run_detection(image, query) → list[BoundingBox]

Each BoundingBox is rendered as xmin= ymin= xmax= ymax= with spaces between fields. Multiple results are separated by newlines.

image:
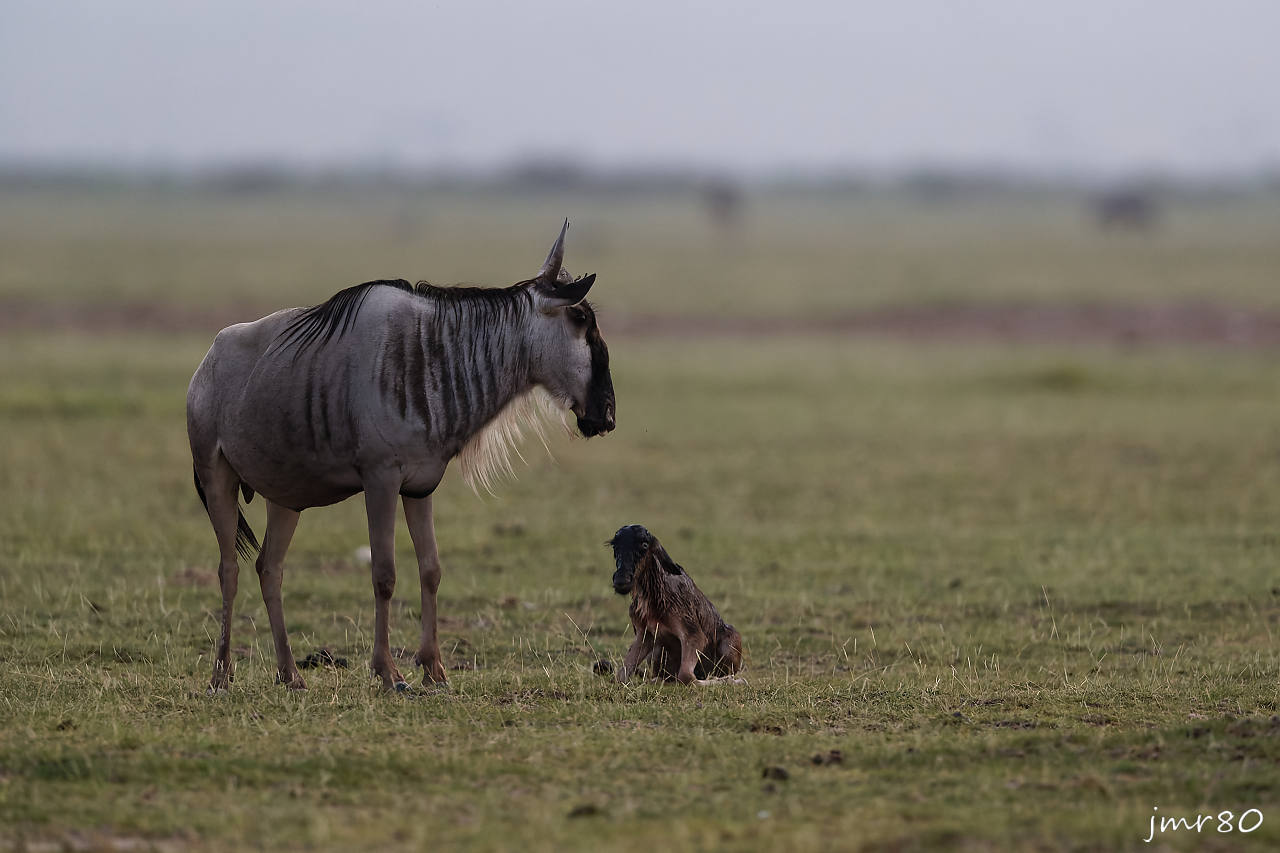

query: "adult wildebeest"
xmin=188 ymin=221 xmax=615 ymax=692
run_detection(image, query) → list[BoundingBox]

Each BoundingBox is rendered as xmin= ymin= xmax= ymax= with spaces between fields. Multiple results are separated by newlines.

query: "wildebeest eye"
xmin=640 ymin=542 xmax=649 ymax=552
xmin=567 ymin=306 xmax=587 ymax=325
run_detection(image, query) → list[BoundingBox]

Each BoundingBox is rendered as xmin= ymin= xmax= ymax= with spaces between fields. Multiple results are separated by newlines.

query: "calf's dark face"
xmin=608 ymin=524 xmax=652 ymax=595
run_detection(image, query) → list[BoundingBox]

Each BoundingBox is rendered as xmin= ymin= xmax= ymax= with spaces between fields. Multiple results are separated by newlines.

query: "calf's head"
xmin=608 ymin=524 xmax=683 ymax=595
xmin=525 ymin=220 xmax=615 ymax=438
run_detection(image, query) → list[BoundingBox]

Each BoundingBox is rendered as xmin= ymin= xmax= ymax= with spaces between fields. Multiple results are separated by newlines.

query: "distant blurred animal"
xmin=1093 ymin=189 xmax=1159 ymax=231
xmin=608 ymin=524 xmax=742 ymax=684
xmin=701 ymin=178 xmax=744 ymax=230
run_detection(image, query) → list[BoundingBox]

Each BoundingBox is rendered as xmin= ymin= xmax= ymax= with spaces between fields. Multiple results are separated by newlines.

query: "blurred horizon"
xmin=4 ymin=155 xmax=1280 ymax=194
xmin=3 ymin=2 xmax=1279 ymax=183
xmin=4 ymin=1 xmax=1280 ymax=341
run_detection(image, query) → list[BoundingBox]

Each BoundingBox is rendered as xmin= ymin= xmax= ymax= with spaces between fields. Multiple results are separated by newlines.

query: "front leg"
xmin=364 ymin=479 xmax=406 ymax=690
xmin=402 ymin=495 xmax=447 ymax=685
xmin=616 ymin=628 xmax=656 ymax=684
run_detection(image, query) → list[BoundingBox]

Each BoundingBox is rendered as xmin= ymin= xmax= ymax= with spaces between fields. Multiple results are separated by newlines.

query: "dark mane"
xmin=275 ymin=279 xmax=533 ymax=356
xmin=411 ymin=281 xmax=534 ymax=332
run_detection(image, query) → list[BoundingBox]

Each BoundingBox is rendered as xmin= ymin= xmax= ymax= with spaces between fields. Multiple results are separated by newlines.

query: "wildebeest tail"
xmin=193 ymin=465 xmax=262 ymax=560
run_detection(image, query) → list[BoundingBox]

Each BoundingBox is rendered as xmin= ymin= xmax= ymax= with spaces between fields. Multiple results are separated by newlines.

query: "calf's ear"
xmin=654 ymin=543 xmax=684 ymax=575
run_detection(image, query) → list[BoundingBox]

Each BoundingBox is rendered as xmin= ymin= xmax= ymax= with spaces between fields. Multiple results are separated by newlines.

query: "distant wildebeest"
xmin=1094 ymin=189 xmax=1160 ymax=231
xmin=609 ymin=524 xmax=742 ymax=684
xmin=702 ymin=178 xmax=744 ymax=230
xmin=188 ymin=221 xmax=615 ymax=692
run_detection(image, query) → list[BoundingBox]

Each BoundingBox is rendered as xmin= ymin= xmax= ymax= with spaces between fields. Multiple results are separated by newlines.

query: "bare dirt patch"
xmin=4 ymin=296 xmax=1280 ymax=346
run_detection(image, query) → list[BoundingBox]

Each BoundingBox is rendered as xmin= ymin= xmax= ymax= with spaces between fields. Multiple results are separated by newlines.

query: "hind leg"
xmin=198 ymin=453 xmax=245 ymax=692
xmin=364 ymin=478 xmax=407 ymax=690
xmin=256 ymin=500 xmax=305 ymax=689
xmin=651 ymin=635 xmax=683 ymax=682
xmin=676 ymin=631 xmax=706 ymax=685
xmin=713 ymin=627 xmax=743 ymax=676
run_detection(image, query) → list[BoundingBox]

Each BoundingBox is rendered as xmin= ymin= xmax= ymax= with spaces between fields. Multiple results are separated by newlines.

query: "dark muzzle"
xmin=609 ymin=523 xmax=650 ymax=594
xmin=578 ymin=401 xmax=615 ymax=438
xmin=579 ymin=331 xmax=615 ymax=438
xmin=611 ymin=562 xmax=634 ymax=595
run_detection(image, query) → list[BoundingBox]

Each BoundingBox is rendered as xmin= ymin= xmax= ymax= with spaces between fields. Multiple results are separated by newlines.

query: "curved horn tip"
xmin=538 ymin=218 xmax=570 ymax=280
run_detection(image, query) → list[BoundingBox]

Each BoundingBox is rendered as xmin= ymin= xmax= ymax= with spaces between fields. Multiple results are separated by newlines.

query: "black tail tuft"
xmin=193 ymin=465 xmax=261 ymax=560
xmin=192 ymin=464 xmax=208 ymax=510
xmin=235 ymin=511 xmax=261 ymax=560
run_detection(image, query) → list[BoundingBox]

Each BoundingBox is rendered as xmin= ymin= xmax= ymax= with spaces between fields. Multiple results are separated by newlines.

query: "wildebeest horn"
xmin=537 ymin=218 xmax=569 ymax=282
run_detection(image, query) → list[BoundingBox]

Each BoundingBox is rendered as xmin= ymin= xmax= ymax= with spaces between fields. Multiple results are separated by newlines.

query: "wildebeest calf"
xmin=609 ymin=524 xmax=742 ymax=684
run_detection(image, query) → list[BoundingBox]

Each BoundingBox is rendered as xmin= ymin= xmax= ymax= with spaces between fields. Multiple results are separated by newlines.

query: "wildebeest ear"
xmin=653 ymin=543 xmax=684 ymax=575
xmin=534 ymin=273 xmax=596 ymax=310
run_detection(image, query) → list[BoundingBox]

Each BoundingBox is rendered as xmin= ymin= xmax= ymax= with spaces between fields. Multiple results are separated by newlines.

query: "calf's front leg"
xmin=617 ymin=628 xmax=656 ymax=684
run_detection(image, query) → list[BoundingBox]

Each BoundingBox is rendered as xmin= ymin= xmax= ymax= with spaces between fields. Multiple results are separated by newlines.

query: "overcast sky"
xmin=2 ymin=1 xmax=1277 ymax=175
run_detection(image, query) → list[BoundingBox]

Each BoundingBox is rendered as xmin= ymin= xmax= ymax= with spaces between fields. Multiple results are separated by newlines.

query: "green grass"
xmin=2 ymin=333 xmax=1278 ymax=851
xmin=4 ymin=187 xmax=1280 ymax=317
xmin=1 ymin=191 xmax=1278 ymax=851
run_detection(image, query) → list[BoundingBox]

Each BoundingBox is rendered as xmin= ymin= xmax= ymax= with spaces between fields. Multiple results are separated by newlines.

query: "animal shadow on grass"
xmin=296 ymin=648 xmax=349 ymax=670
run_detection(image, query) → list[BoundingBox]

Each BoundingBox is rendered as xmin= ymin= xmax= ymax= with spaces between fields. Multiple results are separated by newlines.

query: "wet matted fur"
xmin=609 ymin=524 xmax=743 ymax=684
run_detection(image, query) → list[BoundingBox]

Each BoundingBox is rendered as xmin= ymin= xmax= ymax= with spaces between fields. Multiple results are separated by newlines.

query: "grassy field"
xmin=5 ymin=187 xmax=1280 ymax=319
xmin=1 ymin=189 xmax=1278 ymax=851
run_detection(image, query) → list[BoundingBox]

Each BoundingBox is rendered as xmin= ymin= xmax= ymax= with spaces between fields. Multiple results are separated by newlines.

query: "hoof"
xmin=276 ymin=669 xmax=308 ymax=690
xmin=414 ymin=656 xmax=448 ymax=685
xmin=389 ymin=682 xmax=447 ymax=698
